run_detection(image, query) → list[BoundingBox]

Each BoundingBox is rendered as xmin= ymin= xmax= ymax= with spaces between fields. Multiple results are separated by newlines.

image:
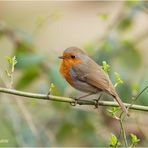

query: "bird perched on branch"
xmin=59 ymin=47 xmax=129 ymax=116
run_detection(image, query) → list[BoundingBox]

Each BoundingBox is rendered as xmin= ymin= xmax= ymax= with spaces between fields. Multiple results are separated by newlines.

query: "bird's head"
xmin=59 ymin=47 xmax=87 ymax=65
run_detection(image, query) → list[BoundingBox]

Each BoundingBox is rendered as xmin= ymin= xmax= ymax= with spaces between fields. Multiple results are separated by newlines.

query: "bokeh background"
xmin=0 ymin=1 xmax=148 ymax=147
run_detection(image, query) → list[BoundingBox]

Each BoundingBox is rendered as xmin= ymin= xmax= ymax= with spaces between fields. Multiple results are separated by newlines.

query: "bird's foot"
xmin=93 ymin=99 xmax=100 ymax=109
xmin=70 ymin=97 xmax=78 ymax=106
xmin=93 ymin=94 xmax=102 ymax=109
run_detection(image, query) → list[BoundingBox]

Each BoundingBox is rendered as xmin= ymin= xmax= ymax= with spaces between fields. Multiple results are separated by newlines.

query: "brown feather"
xmin=59 ymin=47 xmax=128 ymax=115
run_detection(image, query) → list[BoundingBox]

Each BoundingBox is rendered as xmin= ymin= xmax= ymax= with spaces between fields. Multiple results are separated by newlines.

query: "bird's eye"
xmin=71 ymin=55 xmax=75 ymax=59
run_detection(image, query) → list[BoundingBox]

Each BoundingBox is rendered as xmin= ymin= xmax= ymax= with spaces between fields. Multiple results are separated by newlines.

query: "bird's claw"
xmin=93 ymin=94 xmax=102 ymax=109
xmin=70 ymin=98 xmax=78 ymax=106
xmin=93 ymin=99 xmax=100 ymax=109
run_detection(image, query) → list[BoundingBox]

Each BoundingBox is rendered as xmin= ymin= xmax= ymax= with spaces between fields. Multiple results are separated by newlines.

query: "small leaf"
xmin=6 ymin=56 xmax=17 ymax=67
xmin=49 ymin=83 xmax=55 ymax=94
xmin=12 ymin=56 xmax=17 ymax=66
xmin=12 ymin=56 xmax=17 ymax=72
xmin=102 ymin=61 xmax=110 ymax=74
xmin=109 ymin=133 xmax=121 ymax=147
xmin=108 ymin=107 xmax=120 ymax=119
xmin=130 ymin=133 xmax=140 ymax=144
xmin=6 ymin=56 xmax=13 ymax=65
xmin=5 ymin=56 xmax=17 ymax=80
xmin=114 ymin=72 xmax=123 ymax=87
xmin=108 ymin=107 xmax=120 ymax=114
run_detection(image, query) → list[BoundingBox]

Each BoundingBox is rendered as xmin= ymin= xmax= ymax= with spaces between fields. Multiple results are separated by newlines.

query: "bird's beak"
xmin=59 ymin=56 xmax=70 ymax=59
xmin=58 ymin=56 xmax=65 ymax=59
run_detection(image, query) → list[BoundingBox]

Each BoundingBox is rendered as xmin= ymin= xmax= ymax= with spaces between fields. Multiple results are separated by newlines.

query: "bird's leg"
xmin=94 ymin=93 xmax=103 ymax=109
xmin=70 ymin=93 xmax=94 ymax=106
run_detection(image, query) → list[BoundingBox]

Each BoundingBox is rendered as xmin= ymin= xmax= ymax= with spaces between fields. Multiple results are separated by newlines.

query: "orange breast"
xmin=60 ymin=60 xmax=74 ymax=85
xmin=59 ymin=58 xmax=82 ymax=86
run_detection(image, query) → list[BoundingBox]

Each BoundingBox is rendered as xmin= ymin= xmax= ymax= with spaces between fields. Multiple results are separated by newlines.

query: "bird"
xmin=59 ymin=47 xmax=129 ymax=116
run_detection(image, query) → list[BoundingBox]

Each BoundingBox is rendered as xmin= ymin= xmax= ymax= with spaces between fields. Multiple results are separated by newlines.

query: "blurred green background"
xmin=0 ymin=1 xmax=148 ymax=147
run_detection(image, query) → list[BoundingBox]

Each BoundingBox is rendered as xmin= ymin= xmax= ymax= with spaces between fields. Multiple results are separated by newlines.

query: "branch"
xmin=0 ymin=87 xmax=148 ymax=112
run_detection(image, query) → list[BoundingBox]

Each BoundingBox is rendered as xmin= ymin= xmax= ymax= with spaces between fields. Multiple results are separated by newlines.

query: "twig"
xmin=0 ymin=87 xmax=148 ymax=112
xmin=118 ymin=112 xmax=128 ymax=148
xmin=119 ymin=118 xmax=128 ymax=148
xmin=128 ymin=86 xmax=148 ymax=111
xmin=114 ymin=86 xmax=148 ymax=147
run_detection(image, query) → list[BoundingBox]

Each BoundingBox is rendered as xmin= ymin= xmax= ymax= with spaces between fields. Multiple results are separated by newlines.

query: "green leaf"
xmin=130 ymin=133 xmax=140 ymax=145
xmin=6 ymin=56 xmax=12 ymax=65
xmin=108 ymin=107 xmax=120 ymax=118
xmin=12 ymin=56 xmax=17 ymax=65
xmin=102 ymin=61 xmax=110 ymax=74
xmin=6 ymin=56 xmax=17 ymax=66
xmin=109 ymin=134 xmax=121 ymax=147
xmin=5 ymin=56 xmax=17 ymax=79
xmin=49 ymin=83 xmax=55 ymax=94
xmin=108 ymin=107 xmax=120 ymax=115
xmin=114 ymin=72 xmax=123 ymax=87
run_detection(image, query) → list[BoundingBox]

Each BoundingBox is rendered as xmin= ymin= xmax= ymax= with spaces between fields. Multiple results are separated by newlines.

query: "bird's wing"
xmin=72 ymin=63 xmax=112 ymax=93
xmin=72 ymin=63 xmax=129 ymax=116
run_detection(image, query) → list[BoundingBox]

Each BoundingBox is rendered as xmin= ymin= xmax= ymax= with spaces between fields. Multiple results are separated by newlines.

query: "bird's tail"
xmin=114 ymin=95 xmax=129 ymax=116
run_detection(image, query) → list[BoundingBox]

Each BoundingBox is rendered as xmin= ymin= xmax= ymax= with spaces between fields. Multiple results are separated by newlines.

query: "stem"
xmin=119 ymin=117 xmax=128 ymax=148
xmin=0 ymin=87 xmax=148 ymax=112
xmin=115 ymin=87 xmax=148 ymax=147
xmin=127 ymin=86 xmax=148 ymax=111
xmin=129 ymin=143 xmax=134 ymax=148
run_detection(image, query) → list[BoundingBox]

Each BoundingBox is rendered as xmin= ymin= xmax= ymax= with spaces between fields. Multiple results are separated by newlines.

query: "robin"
xmin=59 ymin=47 xmax=129 ymax=116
